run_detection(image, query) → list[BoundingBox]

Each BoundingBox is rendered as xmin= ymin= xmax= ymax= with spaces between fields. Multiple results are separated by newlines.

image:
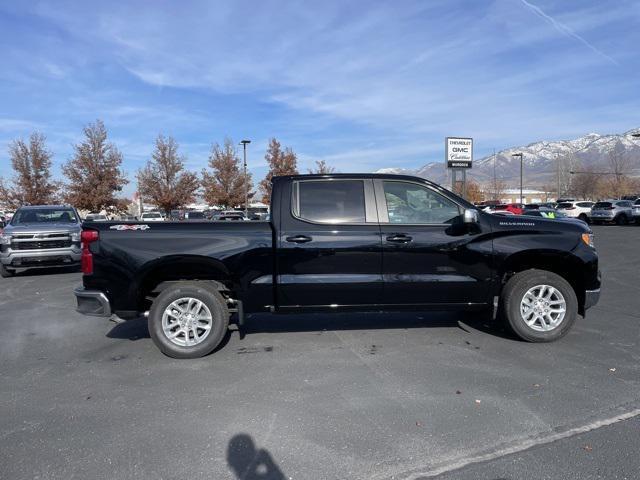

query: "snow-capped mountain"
xmin=376 ymin=129 xmax=640 ymax=188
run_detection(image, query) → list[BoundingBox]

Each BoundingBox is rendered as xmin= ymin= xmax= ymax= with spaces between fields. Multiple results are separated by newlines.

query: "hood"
xmin=487 ymin=212 xmax=590 ymax=234
xmin=4 ymin=223 xmax=81 ymax=234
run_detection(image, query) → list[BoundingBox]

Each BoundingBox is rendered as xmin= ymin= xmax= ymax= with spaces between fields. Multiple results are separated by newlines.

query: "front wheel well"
xmin=500 ymin=253 xmax=586 ymax=315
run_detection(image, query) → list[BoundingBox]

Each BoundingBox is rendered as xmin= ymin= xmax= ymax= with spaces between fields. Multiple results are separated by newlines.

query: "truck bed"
xmin=81 ymin=221 xmax=274 ymax=316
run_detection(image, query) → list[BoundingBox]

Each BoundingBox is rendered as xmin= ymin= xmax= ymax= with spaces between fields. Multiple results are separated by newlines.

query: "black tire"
xmin=148 ymin=282 xmax=229 ymax=358
xmin=615 ymin=214 xmax=627 ymax=225
xmin=578 ymin=213 xmax=589 ymax=224
xmin=0 ymin=263 xmax=15 ymax=278
xmin=500 ymin=269 xmax=577 ymax=342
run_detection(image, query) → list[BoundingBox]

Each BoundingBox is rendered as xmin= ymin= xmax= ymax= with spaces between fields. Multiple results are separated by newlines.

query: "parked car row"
xmin=476 ymin=198 xmax=640 ymax=225
xmin=82 ymin=209 xmax=269 ymax=222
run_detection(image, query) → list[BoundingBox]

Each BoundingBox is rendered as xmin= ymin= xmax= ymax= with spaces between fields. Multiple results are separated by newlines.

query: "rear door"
xmin=375 ymin=179 xmax=493 ymax=306
xmin=276 ymin=178 xmax=382 ymax=309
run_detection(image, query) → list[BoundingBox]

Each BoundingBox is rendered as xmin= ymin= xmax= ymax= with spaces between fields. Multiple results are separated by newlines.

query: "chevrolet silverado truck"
xmin=74 ymin=174 xmax=600 ymax=358
xmin=1 ymin=205 xmax=82 ymax=277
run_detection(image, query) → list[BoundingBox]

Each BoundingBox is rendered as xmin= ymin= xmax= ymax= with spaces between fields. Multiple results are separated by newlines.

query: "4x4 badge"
xmin=109 ymin=224 xmax=150 ymax=231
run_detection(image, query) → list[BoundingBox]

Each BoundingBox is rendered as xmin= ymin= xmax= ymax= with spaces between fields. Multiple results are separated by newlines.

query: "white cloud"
xmin=4 ymin=0 xmax=639 ymax=176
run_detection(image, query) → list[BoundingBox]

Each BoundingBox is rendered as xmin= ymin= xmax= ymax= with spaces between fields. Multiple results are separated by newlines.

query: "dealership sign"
xmin=446 ymin=137 xmax=473 ymax=169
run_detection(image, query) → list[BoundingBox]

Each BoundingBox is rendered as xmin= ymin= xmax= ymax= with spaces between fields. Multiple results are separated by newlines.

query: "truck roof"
xmin=273 ymin=172 xmax=441 ymax=187
xmin=272 ymin=173 xmax=466 ymax=204
xmin=16 ymin=204 xmax=75 ymax=209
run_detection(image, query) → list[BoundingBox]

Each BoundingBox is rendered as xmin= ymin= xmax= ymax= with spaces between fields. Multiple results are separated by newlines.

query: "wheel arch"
xmin=132 ymin=255 xmax=234 ymax=311
xmin=498 ymin=250 xmax=587 ymax=315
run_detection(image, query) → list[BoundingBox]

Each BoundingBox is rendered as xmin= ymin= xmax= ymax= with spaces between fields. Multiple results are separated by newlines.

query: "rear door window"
xmin=294 ymin=180 xmax=366 ymax=224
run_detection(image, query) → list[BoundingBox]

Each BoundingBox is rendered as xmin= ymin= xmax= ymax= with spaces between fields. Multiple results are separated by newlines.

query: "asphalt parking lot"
xmin=1 ymin=225 xmax=639 ymax=480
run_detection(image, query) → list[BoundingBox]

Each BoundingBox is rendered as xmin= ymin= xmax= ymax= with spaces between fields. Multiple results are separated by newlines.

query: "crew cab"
xmin=74 ymin=174 xmax=600 ymax=358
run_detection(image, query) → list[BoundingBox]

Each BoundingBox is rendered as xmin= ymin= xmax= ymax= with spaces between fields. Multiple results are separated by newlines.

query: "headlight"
xmin=581 ymin=233 xmax=594 ymax=248
xmin=70 ymin=231 xmax=81 ymax=242
xmin=0 ymin=232 xmax=10 ymax=245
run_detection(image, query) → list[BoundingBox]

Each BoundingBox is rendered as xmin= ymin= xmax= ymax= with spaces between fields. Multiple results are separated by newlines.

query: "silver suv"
xmin=590 ymin=200 xmax=634 ymax=225
xmin=0 ymin=205 xmax=82 ymax=277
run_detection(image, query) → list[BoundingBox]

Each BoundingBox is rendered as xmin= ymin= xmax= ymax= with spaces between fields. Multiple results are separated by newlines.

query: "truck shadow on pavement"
xmin=106 ymin=310 xmax=516 ymax=344
xmin=227 ymin=434 xmax=286 ymax=480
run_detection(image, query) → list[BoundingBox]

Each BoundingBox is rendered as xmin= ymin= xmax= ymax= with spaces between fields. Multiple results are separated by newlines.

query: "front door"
xmin=276 ymin=178 xmax=383 ymax=309
xmin=375 ymin=179 xmax=493 ymax=306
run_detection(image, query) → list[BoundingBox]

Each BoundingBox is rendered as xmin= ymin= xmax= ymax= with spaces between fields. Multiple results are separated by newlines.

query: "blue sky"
xmin=1 ymin=0 xmax=639 ymax=196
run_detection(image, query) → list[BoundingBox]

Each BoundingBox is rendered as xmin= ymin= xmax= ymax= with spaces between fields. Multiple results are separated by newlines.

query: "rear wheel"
xmin=500 ymin=270 xmax=577 ymax=342
xmin=578 ymin=213 xmax=589 ymax=223
xmin=148 ymin=282 xmax=229 ymax=358
xmin=615 ymin=214 xmax=628 ymax=225
xmin=0 ymin=263 xmax=15 ymax=278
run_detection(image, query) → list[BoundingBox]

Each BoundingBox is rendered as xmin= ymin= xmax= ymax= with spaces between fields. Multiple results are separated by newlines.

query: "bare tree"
xmin=0 ymin=177 xmax=11 ymax=208
xmin=201 ymin=138 xmax=253 ymax=208
xmin=489 ymin=178 xmax=506 ymax=202
xmin=63 ymin=120 xmax=128 ymax=212
xmin=605 ymin=141 xmax=633 ymax=198
xmin=307 ymin=160 xmax=335 ymax=174
xmin=568 ymin=166 xmax=601 ymax=200
xmin=464 ymin=179 xmax=484 ymax=203
xmin=3 ymin=132 xmax=59 ymax=207
xmin=259 ymin=138 xmax=298 ymax=203
xmin=137 ymin=135 xmax=199 ymax=213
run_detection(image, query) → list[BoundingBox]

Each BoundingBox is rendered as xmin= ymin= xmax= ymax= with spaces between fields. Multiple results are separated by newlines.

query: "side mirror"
xmin=463 ymin=208 xmax=479 ymax=224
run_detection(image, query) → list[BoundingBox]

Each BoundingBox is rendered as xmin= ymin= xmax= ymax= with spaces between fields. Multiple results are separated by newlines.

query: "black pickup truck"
xmin=74 ymin=174 xmax=600 ymax=358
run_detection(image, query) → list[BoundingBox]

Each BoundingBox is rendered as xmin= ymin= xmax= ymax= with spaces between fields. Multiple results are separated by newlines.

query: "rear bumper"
xmin=74 ymin=286 xmax=112 ymax=317
xmin=584 ymin=288 xmax=600 ymax=310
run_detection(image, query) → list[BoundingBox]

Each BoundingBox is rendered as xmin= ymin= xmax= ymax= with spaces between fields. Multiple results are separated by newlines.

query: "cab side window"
xmin=294 ymin=180 xmax=366 ymax=224
xmin=382 ymin=181 xmax=460 ymax=224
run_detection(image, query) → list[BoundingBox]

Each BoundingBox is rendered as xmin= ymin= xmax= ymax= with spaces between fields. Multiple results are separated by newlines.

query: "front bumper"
xmin=1 ymin=248 xmax=81 ymax=268
xmin=584 ymin=288 xmax=600 ymax=310
xmin=590 ymin=213 xmax=614 ymax=221
xmin=74 ymin=287 xmax=112 ymax=317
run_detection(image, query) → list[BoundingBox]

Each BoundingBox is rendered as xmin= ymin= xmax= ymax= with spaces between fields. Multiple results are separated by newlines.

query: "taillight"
xmin=81 ymin=229 xmax=99 ymax=274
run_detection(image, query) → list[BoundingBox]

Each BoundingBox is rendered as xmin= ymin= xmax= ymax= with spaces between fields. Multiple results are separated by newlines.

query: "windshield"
xmin=11 ymin=208 xmax=78 ymax=225
xmin=143 ymin=213 xmax=161 ymax=218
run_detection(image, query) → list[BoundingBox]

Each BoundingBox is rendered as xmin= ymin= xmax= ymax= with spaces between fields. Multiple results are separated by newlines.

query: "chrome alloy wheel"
xmin=520 ymin=285 xmax=567 ymax=332
xmin=162 ymin=297 xmax=213 ymax=347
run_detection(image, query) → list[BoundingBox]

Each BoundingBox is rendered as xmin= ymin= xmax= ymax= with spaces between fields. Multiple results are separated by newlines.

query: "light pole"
xmin=512 ymin=152 xmax=524 ymax=203
xmin=239 ymin=139 xmax=251 ymax=217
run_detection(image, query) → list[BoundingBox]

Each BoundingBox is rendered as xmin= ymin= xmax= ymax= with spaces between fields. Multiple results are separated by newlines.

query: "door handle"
xmin=286 ymin=235 xmax=313 ymax=244
xmin=386 ymin=234 xmax=412 ymax=243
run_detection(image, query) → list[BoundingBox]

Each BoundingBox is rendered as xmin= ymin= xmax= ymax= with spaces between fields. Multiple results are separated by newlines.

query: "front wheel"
xmin=615 ymin=215 xmax=628 ymax=225
xmin=578 ymin=213 xmax=589 ymax=224
xmin=148 ymin=282 xmax=230 ymax=358
xmin=0 ymin=263 xmax=15 ymax=278
xmin=500 ymin=270 xmax=577 ymax=342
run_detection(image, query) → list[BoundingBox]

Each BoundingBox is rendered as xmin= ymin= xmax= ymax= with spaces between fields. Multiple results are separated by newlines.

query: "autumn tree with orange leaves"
xmin=1 ymin=132 xmax=59 ymax=207
xmin=259 ymin=138 xmax=298 ymax=204
xmin=137 ymin=135 xmax=199 ymax=213
xmin=62 ymin=120 xmax=128 ymax=212
xmin=201 ymin=138 xmax=254 ymax=209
